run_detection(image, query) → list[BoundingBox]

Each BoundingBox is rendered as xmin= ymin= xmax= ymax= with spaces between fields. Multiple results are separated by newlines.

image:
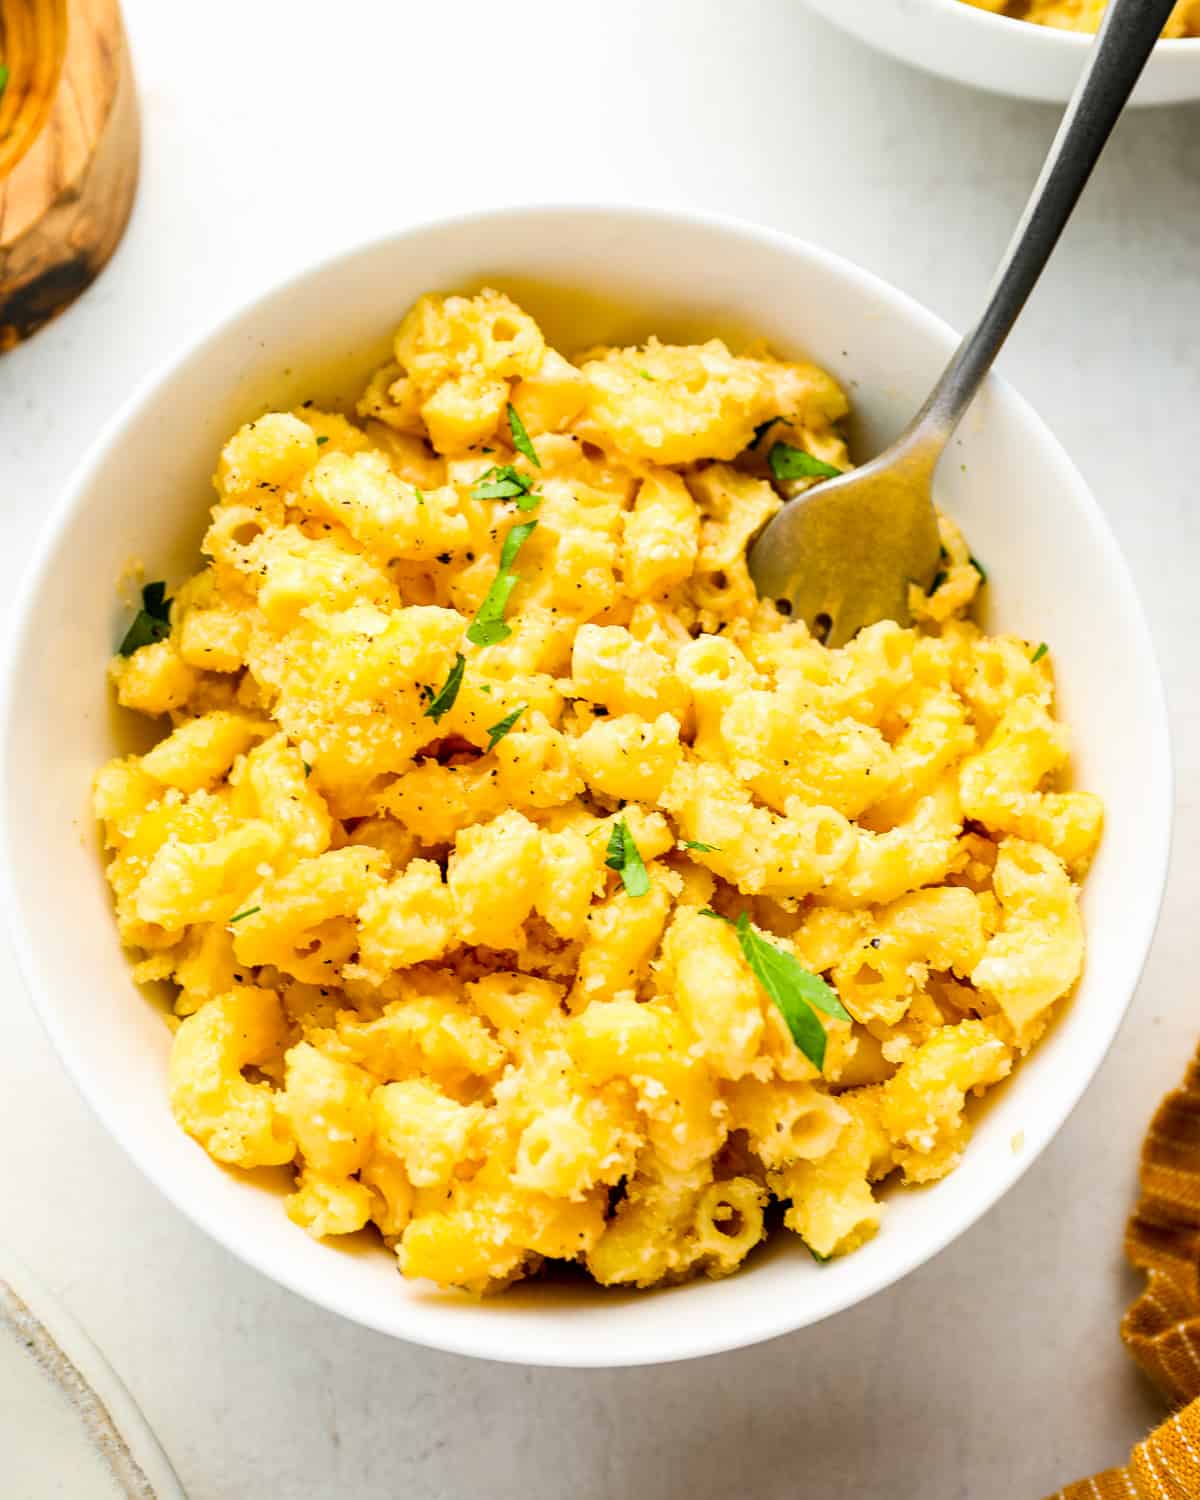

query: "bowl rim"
xmin=0 ymin=202 xmax=1175 ymax=1366
xmin=888 ymin=0 xmax=1200 ymax=47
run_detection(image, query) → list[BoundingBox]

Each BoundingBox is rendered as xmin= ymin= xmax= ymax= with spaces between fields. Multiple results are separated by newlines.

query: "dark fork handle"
xmin=904 ymin=0 xmax=1178 ymax=460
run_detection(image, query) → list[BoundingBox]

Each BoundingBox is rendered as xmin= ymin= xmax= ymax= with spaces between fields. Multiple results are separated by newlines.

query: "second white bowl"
xmin=1 ymin=205 xmax=1171 ymax=1365
xmin=802 ymin=0 xmax=1200 ymax=105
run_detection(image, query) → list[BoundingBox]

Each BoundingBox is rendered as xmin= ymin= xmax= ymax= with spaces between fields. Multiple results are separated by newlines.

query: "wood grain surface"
xmin=0 ymin=0 xmax=139 ymax=350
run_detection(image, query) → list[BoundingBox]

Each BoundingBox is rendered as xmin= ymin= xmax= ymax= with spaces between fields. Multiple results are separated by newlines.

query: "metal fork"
xmin=748 ymin=0 xmax=1178 ymax=646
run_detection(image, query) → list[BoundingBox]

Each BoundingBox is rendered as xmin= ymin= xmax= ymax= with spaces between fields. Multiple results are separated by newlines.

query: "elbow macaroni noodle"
xmin=94 ymin=289 xmax=1103 ymax=1293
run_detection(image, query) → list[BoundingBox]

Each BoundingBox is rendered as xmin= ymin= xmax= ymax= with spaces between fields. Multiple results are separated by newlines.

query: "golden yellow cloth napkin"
xmin=1051 ymin=1047 xmax=1200 ymax=1498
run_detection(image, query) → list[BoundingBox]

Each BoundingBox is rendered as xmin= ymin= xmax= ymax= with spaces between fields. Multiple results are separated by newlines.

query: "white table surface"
xmin=2 ymin=3 xmax=1198 ymax=1496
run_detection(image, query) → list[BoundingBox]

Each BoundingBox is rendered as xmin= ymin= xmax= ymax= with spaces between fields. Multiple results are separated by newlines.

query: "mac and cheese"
xmin=94 ymin=290 xmax=1102 ymax=1293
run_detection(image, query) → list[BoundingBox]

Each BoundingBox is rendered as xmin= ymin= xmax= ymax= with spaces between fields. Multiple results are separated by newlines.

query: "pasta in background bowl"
xmin=801 ymin=0 xmax=1200 ymax=105
xmin=960 ymin=0 xmax=1200 ymax=36
xmin=1 ymin=206 xmax=1170 ymax=1363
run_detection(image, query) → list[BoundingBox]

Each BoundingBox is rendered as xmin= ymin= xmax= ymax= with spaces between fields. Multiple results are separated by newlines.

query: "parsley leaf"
xmin=734 ymin=911 xmax=848 ymax=1069
xmin=472 ymin=464 xmax=539 ymax=511
xmin=118 ymin=581 xmax=172 ymax=656
xmin=486 ymin=704 xmax=526 ymax=750
xmin=466 ymin=521 xmax=537 ymax=647
xmin=472 ymin=465 xmax=530 ymax=500
xmin=302 ymin=761 xmax=312 ymax=777
xmin=637 ymin=369 xmax=655 ymax=382
xmin=806 ymin=1244 xmax=831 ymax=1264
xmin=316 ymin=435 xmax=329 ymax=446
xmin=701 ymin=909 xmax=849 ymax=1071
xmin=969 ymin=554 xmax=988 ymax=584
xmin=507 ymin=404 xmax=541 ymax=468
xmin=734 ymin=913 xmax=849 ymax=1021
xmin=141 ymin=580 xmax=168 ymax=616
xmin=228 ymin=906 xmax=261 ymax=924
xmin=0 ymin=65 xmax=8 ymax=101
xmin=1030 ymin=642 xmax=1048 ymax=664
xmin=425 ymin=652 xmax=466 ymax=721
xmin=768 ymin=443 xmax=843 ymax=482
xmin=605 ymin=817 xmax=650 ymax=898
xmin=748 ymin=418 xmax=778 ymax=450
xmin=413 ymin=486 xmax=426 ymax=506
xmin=683 ymin=840 xmax=720 ymax=853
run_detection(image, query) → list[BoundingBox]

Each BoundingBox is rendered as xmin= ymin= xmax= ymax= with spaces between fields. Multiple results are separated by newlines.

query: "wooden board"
xmin=0 ymin=0 xmax=140 ymax=350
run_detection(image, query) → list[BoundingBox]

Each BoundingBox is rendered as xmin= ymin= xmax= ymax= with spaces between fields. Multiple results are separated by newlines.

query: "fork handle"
xmin=903 ymin=0 xmax=1178 ymax=462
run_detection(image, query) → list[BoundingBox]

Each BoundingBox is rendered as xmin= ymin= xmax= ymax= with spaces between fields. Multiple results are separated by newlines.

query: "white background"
xmin=2 ymin=3 xmax=1198 ymax=1496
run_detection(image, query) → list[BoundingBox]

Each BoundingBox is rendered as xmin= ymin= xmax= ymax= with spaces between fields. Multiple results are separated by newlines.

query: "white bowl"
xmin=802 ymin=0 xmax=1200 ymax=105
xmin=1 ymin=205 xmax=1171 ymax=1367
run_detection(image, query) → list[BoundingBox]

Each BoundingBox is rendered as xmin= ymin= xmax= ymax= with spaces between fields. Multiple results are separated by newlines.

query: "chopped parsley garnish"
xmin=700 ymin=910 xmax=849 ymax=1071
xmin=139 ymin=580 xmax=169 ymax=618
xmin=413 ymin=487 xmax=426 ymax=506
xmin=228 ymin=906 xmax=261 ymax=924
xmin=768 ymin=443 xmax=843 ymax=482
xmin=316 ymin=435 xmax=329 ymax=446
xmin=970 ymin=554 xmax=988 ymax=584
xmin=0 ymin=65 xmax=9 ymax=100
xmin=118 ymin=581 xmax=172 ymax=655
xmin=605 ymin=817 xmax=650 ymax=898
xmin=486 ymin=704 xmax=526 ymax=750
xmin=472 ymin=464 xmax=539 ymax=511
xmin=748 ymin=418 xmax=778 ymax=450
xmin=424 ymin=652 xmax=466 ymax=721
xmin=1030 ymin=642 xmax=1048 ymax=664
xmin=682 ymin=840 xmax=720 ymax=853
xmin=466 ymin=521 xmax=538 ymax=647
xmin=472 ymin=465 xmax=529 ymax=500
xmin=807 ymin=1245 xmax=831 ymax=1264
xmin=638 ymin=369 xmax=655 ymax=382
xmin=302 ymin=761 xmax=312 ymax=777
xmin=506 ymin=404 xmax=541 ymax=468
